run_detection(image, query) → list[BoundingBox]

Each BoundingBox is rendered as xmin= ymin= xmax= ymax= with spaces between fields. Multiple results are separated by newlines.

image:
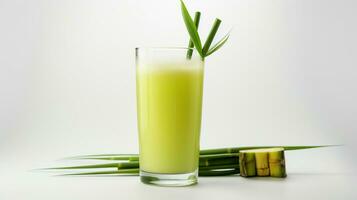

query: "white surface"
xmin=1 ymin=170 xmax=355 ymax=200
xmin=0 ymin=0 xmax=356 ymax=199
xmin=0 ymin=148 xmax=356 ymax=199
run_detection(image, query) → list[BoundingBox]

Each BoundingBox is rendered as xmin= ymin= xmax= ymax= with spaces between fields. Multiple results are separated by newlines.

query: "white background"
xmin=0 ymin=0 xmax=356 ymax=199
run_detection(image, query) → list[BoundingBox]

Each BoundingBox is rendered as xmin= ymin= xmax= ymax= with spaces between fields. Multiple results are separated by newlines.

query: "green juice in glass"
xmin=136 ymin=59 xmax=204 ymax=174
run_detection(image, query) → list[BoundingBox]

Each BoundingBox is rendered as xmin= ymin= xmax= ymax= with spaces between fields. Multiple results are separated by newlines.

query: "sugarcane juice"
xmin=136 ymin=60 xmax=204 ymax=174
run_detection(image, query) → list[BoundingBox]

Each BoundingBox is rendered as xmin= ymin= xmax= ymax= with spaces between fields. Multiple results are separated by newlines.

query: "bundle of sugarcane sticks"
xmin=43 ymin=145 xmax=332 ymax=177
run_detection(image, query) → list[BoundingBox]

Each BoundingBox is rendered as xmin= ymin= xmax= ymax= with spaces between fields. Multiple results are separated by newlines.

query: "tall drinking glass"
xmin=136 ymin=47 xmax=204 ymax=186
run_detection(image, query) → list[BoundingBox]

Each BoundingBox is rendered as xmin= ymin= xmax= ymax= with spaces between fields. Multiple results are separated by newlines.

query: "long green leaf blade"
xmin=78 ymin=156 xmax=139 ymax=161
xmin=200 ymin=145 xmax=338 ymax=155
xmin=206 ymin=32 xmax=230 ymax=56
xmin=187 ymin=11 xmax=201 ymax=59
xmin=64 ymin=154 xmax=137 ymax=159
xmin=43 ymin=162 xmax=139 ymax=171
xmin=180 ymin=0 xmax=203 ymax=57
xmin=61 ymin=145 xmax=337 ymax=161
xmin=61 ymin=169 xmax=139 ymax=176
xmin=43 ymin=163 xmax=121 ymax=170
xmin=61 ymin=169 xmax=238 ymax=177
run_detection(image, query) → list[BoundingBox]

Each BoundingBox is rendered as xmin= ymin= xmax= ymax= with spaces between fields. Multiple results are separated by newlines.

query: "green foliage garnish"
xmin=187 ymin=11 xmax=201 ymax=59
xmin=40 ymin=145 xmax=337 ymax=177
xmin=180 ymin=0 xmax=203 ymax=57
xmin=206 ymin=31 xmax=230 ymax=56
xmin=180 ymin=0 xmax=230 ymax=59
xmin=202 ymin=18 xmax=222 ymax=56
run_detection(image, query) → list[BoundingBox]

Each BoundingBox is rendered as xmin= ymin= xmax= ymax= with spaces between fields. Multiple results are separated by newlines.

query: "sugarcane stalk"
xmin=199 ymin=164 xmax=239 ymax=171
xmin=198 ymin=169 xmax=239 ymax=176
xmin=199 ymin=153 xmax=239 ymax=159
xmin=199 ymin=155 xmax=239 ymax=167
xmin=239 ymin=151 xmax=256 ymax=177
xmin=268 ymin=149 xmax=286 ymax=177
xmin=46 ymin=158 xmax=239 ymax=171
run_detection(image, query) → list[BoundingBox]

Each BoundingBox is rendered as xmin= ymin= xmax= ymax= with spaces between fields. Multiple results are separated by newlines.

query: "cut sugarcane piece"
xmin=255 ymin=151 xmax=270 ymax=176
xmin=239 ymin=148 xmax=286 ymax=178
xmin=268 ymin=149 xmax=286 ymax=177
xmin=239 ymin=152 xmax=256 ymax=177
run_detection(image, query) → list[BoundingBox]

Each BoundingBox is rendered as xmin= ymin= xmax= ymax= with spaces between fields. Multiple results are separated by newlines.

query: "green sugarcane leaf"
xmin=60 ymin=169 xmax=139 ymax=176
xmin=187 ymin=11 xmax=201 ymax=59
xmin=180 ymin=0 xmax=203 ymax=57
xmin=43 ymin=163 xmax=120 ymax=170
xmin=69 ymin=145 xmax=341 ymax=161
xmin=206 ymin=32 xmax=230 ymax=56
xmin=199 ymin=145 xmax=338 ymax=155
xmin=61 ymin=169 xmax=238 ymax=177
xmin=64 ymin=154 xmax=138 ymax=159
xmin=44 ymin=162 xmax=140 ymax=170
xmin=77 ymin=156 xmax=139 ymax=162
xmin=66 ymin=145 xmax=336 ymax=160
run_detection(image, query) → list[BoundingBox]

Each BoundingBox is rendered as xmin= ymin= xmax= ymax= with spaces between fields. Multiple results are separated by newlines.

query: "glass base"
xmin=140 ymin=169 xmax=198 ymax=187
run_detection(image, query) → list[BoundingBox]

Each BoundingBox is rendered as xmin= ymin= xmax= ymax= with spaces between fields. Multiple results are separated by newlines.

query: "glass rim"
xmin=135 ymin=46 xmax=195 ymax=51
